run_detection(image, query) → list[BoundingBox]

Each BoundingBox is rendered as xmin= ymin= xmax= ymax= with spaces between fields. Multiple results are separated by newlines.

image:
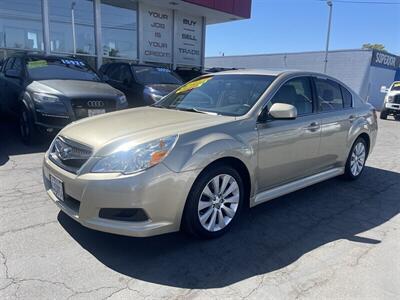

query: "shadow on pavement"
xmin=58 ymin=166 xmax=400 ymax=289
xmin=0 ymin=115 xmax=50 ymax=166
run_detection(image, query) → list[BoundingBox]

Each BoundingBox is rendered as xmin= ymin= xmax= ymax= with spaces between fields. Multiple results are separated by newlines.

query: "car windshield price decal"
xmin=156 ymin=68 xmax=171 ymax=73
xmin=27 ymin=60 xmax=48 ymax=69
xmin=394 ymin=82 xmax=400 ymax=88
xmin=61 ymin=59 xmax=85 ymax=67
xmin=176 ymin=77 xmax=212 ymax=94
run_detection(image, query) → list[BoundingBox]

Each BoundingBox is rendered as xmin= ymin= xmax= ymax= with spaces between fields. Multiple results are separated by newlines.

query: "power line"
xmin=317 ymin=0 xmax=400 ymax=4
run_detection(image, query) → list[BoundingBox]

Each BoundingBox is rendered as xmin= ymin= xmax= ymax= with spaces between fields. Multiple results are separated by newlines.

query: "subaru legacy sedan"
xmin=43 ymin=70 xmax=378 ymax=239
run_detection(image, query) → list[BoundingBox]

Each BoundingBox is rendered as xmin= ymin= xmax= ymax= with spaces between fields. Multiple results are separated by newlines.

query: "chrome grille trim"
xmin=49 ymin=136 xmax=93 ymax=173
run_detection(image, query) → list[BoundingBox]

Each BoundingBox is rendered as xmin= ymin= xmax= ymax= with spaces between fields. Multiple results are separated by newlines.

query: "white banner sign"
xmin=141 ymin=4 xmax=173 ymax=64
xmin=174 ymin=13 xmax=203 ymax=66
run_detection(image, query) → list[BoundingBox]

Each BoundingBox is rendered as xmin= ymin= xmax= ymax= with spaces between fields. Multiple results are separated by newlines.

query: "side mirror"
xmin=102 ymin=74 xmax=110 ymax=82
xmin=380 ymin=86 xmax=389 ymax=94
xmin=123 ymin=78 xmax=131 ymax=87
xmin=269 ymin=103 xmax=297 ymax=120
xmin=5 ymin=69 xmax=21 ymax=79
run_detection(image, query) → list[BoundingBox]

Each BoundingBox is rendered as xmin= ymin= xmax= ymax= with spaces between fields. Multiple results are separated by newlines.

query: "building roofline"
xmin=206 ymin=48 xmax=399 ymax=59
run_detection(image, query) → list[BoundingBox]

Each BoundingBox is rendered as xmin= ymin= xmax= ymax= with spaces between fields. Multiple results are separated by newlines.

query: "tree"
xmin=362 ymin=43 xmax=387 ymax=52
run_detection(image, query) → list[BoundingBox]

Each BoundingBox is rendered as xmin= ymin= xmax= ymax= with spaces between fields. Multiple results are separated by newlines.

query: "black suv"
xmin=0 ymin=54 xmax=128 ymax=144
xmin=99 ymin=63 xmax=183 ymax=107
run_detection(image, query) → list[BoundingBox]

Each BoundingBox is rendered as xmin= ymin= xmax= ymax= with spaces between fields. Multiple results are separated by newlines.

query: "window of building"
xmin=315 ymin=78 xmax=344 ymax=112
xmin=0 ymin=0 xmax=44 ymax=51
xmin=101 ymin=0 xmax=137 ymax=59
xmin=269 ymin=77 xmax=314 ymax=116
xmin=49 ymin=0 xmax=95 ymax=56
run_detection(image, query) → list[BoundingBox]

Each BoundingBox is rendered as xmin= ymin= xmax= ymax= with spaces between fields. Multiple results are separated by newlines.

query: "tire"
xmin=343 ymin=137 xmax=368 ymax=181
xmin=380 ymin=110 xmax=388 ymax=120
xmin=394 ymin=115 xmax=400 ymax=121
xmin=19 ymin=105 xmax=40 ymax=145
xmin=182 ymin=164 xmax=245 ymax=239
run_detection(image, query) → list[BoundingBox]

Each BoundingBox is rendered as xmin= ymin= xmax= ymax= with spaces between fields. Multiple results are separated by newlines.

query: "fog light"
xmin=99 ymin=208 xmax=149 ymax=222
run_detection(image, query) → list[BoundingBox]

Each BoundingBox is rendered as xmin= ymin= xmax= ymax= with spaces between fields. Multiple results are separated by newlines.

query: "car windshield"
xmin=27 ymin=57 xmax=100 ymax=82
xmin=133 ymin=66 xmax=182 ymax=85
xmin=156 ymin=75 xmax=276 ymax=116
xmin=391 ymin=82 xmax=400 ymax=91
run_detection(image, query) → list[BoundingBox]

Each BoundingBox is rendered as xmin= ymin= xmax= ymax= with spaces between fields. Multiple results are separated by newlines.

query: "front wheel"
xmin=19 ymin=106 xmax=40 ymax=145
xmin=343 ymin=137 xmax=368 ymax=180
xmin=182 ymin=165 xmax=244 ymax=239
xmin=394 ymin=115 xmax=400 ymax=121
xmin=380 ymin=110 xmax=388 ymax=120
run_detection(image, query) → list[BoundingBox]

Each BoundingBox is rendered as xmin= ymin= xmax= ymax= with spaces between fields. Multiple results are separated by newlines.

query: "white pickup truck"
xmin=380 ymin=81 xmax=400 ymax=120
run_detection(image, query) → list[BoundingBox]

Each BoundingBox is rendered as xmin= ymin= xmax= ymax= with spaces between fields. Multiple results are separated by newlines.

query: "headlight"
xmin=118 ymin=94 xmax=127 ymax=105
xmin=386 ymin=95 xmax=394 ymax=103
xmin=32 ymin=93 xmax=60 ymax=103
xmin=92 ymin=135 xmax=178 ymax=174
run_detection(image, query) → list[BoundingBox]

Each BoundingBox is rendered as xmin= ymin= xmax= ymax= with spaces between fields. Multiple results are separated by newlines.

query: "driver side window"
xmin=269 ymin=77 xmax=314 ymax=116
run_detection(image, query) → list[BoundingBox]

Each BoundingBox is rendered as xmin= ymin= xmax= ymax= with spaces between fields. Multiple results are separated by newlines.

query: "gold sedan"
xmin=43 ymin=69 xmax=378 ymax=238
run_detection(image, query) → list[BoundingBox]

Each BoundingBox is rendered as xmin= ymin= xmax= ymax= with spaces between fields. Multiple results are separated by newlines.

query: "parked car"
xmin=380 ymin=81 xmax=400 ymax=120
xmin=43 ymin=69 xmax=378 ymax=239
xmin=0 ymin=54 xmax=128 ymax=144
xmin=174 ymin=67 xmax=205 ymax=83
xmin=99 ymin=63 xmax=183 ymax=107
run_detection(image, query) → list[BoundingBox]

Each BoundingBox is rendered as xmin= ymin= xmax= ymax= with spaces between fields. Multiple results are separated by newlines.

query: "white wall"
xmin=206 ymin=50 xmax=373 ymax=100
xmin=367 ymin=67 xmax=397 ymax=109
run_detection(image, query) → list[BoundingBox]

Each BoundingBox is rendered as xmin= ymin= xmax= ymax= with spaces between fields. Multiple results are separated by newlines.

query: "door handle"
xmin=306 ymin=122 xmax=320 ymax=132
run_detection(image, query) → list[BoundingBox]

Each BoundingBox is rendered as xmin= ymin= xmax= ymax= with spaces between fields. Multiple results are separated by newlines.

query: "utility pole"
xmin=71 ymin=1 xmax=77 ymax=56
xmin=324 ymin=0 xmax=333 ymax=74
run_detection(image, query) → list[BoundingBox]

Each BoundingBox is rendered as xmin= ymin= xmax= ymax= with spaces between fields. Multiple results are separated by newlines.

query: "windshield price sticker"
xmin=176 ymin=77 xmax=212 ymax=94
xmin=61 ymin=59 xmax=85 ymax=67
xmin=27 ymin=60 xmax=48 ymax=69
xmin=394 ymin=82 xmax=400 ymax=88
xmin=156 ymin=68 xmax=171 ymax=73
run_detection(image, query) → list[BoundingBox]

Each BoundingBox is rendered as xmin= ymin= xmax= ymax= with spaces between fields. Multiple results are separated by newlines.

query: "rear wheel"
xmin=19 ymin=106 xmax=40 ymax=145
xmin=380 ymin=110 xmax=388 ymax=120
xmin=182 ymin=164 xmax=244 ymax=239
xmin=343 ymin=137 xmax=367 ymax=180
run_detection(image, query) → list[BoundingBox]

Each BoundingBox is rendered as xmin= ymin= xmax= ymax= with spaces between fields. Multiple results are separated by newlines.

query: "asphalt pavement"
xmin=0 ymin=115 xmax=399 ymax=299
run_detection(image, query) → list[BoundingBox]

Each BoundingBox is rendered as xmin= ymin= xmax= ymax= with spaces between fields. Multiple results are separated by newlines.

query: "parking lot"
xmin=0 ymin=115 xmax=399 ymax=300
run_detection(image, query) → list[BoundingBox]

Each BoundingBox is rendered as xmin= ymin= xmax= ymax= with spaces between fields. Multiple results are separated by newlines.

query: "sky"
xmin=205 ymin=0 xmax=400 ymax=57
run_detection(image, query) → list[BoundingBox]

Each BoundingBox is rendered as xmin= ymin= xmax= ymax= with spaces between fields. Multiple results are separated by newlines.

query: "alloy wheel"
xmin=197 ymin=174 xmax=240 ymax=232
xmin=350 ymin=142 xmax=366 ymax=176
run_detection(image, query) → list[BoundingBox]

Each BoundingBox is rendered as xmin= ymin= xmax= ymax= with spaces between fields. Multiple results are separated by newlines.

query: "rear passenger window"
xmin=315 ymin=78 xmax=344 ymax=112
xmin=341 ymin=86 xmax=352 ymax=108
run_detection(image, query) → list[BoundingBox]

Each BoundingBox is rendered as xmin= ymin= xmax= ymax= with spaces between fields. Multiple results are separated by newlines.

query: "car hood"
xmin=388 ymin=90 xmax=400 ymax=97
xmin=146 ymin=84 xmax=181 ymax=96
xmin=59 ymin=107 xmax=233 ymax=152
xmin=31 ymin=80 xmax=122 ymax=98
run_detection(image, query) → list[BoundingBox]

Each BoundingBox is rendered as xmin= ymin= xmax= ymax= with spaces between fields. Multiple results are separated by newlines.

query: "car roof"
xmin=8 ymin=53 xmax=79 ymax=61
xmin=212 ymin=68 xmax=305 ymax=77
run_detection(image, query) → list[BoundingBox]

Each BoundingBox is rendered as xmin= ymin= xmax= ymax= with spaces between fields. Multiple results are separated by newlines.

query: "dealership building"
xmin=0 ymin=0 xmax=251 ymax=69
xmin=206 ymin=49 xmax=400 ymax=109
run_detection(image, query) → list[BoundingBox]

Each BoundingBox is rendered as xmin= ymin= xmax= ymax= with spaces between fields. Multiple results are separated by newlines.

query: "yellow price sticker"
xmin=393 ymin=82 xmax=400 ymax=88
xmin=176 ymin=77 xmax=212 ymax=94
xmin=27 ymin=60 xmax=48 ymax=69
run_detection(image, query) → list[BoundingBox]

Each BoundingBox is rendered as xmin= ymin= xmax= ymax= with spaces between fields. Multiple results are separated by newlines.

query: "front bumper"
xmin=43 ymin=155 xmax=199 ymax=237
xmin=384 ymin=102 xmax=400 ymax=111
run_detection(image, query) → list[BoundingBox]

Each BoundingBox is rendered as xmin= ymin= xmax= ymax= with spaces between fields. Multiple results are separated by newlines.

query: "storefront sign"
xmin=371 ymin=50 xmax=400 ymax=70
xmin=141 ymin=4 xmax=173 ymax=64
xmin=174 ymin=13 xmax=203 ymax=66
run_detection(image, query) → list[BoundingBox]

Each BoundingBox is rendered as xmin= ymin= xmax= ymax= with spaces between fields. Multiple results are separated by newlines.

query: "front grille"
xmin=394 ymin=95 xmax=400 ymax=104
xmin=71 ymin=98 xmax=117 ymax=120
xmin=49 ymin=136 xmax=92 ymax=173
